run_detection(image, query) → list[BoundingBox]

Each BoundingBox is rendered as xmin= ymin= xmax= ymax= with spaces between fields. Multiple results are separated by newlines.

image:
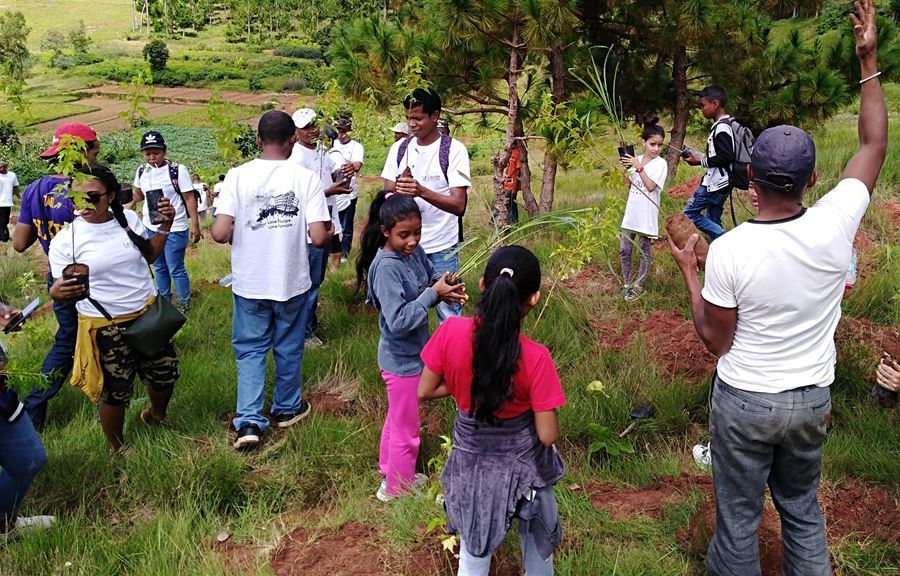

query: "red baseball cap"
xmin=40 ymin=122 xmax=98 ymax=158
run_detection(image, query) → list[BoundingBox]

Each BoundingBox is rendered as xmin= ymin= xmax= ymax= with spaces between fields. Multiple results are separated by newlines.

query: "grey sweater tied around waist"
xmin=441 ymin=409 xmax=565 ymax=559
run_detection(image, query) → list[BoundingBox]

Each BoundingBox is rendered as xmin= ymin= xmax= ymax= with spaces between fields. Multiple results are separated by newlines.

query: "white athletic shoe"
xmin=376 ymin=473 xmax=428 ymax=502
xmin=692 ymin=443 xmax=712 ymax=469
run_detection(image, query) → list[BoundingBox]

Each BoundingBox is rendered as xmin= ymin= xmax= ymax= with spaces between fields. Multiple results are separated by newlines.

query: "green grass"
xmin=0 ymin=101 xmax=100 ymax=129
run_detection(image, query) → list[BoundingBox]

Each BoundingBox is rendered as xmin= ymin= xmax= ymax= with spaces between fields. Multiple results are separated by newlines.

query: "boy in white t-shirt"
xmin=0 ymin=160 xmax=19 ymax=242
xmin=212 ymin=111 xmax=330 ymax=451
xmin=330 ymin=117 xmax=364 ymax=263
xmin=211 ymin=174 xmax=224 ymax=217
xmin=669 ymin=3 xmax=886 ymax=572
xmin=380 ymin=88 xmax=471 ymax=324
xmin=130 ymin=131 xmax=200 ymax=310
xmin=192 ymin=174 xmax=209 ymax=219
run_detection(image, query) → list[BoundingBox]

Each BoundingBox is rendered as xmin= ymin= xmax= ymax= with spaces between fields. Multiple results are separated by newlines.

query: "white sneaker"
xmin=692 ymin=443 xmax=712 ymax=469
xmin=376 ymin=473 xmax=428 ymax=502
xmin=0 ymin=515 xmax=56 ymax=542
xmin=304 ymin=336 xmax=325 ymax=349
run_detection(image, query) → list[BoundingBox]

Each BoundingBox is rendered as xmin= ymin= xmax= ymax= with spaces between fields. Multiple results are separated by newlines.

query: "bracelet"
xmin=155 ymin=229 xmax=170 ymax=236
xmin=859 ymin=71 xmax=881 ymax=84
xmin=636 ymin=166 xmax=644 ymax=174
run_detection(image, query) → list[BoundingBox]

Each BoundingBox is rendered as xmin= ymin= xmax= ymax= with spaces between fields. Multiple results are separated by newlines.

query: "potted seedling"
xmin=52 ymin=136 xmax=96 ymax=300
xmin=571 ymin=46 xmax=633 ymax=160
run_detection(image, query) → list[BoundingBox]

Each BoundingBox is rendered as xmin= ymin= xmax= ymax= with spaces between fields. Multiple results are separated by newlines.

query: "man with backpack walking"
xmin=380 ymin=88 xmax=471 ymax=323
xmin=683 ymin=85 xmax=738 ymax=241
xmin=130 ymin=131 xmax=200 ymax=311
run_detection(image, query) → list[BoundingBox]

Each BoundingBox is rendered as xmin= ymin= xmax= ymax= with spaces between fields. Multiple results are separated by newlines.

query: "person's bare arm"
xmin=12 ymin=222 xmax=36 ymax=253
xmin=308 ymin=221 xmax=329 ymax=247
xmin=669 ymin=235 xmax=737 ymax=356
xmin=211 ymin=214 xmax=234 ymax=244
xmin=396 ymin=175 xmax=468 ymax=216
xmin=125 ymin=186 xmax=144 ymax=211
xmin=842 ymin=0 xmax=887 ymax=193
xmin=534 ymin=410 xmax=559 ymax=447
xmin=146 ymin=198 xmax=175 ymax=262
xmin=383 ymin=179 xmax=396 ymax=192
xmin=418 ymin=367 xmax=451 ymax=401
xmin=183 ymin=192 xmax=202 ymax=243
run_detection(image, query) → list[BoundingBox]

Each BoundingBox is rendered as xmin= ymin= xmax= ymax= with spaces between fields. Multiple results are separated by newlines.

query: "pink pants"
xmin=379 ymin=369 xmax=421 ymax=496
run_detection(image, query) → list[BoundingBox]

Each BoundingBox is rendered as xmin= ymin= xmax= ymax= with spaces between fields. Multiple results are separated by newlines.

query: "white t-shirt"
xmin=621 ymin=155 xmax=667 ymax=238
xmin=49 ymin=211 xmax=156 ymax=318
xmin=702 ymin=117 xmax=734 ymax=192
xmin=0 ymin=171 xmax=19 ymax=207
xmin=195 ymin=182 xmax=208 ymax=212
xmin=290 ymin=143 xmax=342 ymax=236
xmin=133 ymin=162 xmax=195 ymax=232
xmin=216 ymin=159 xmax=330 ymax=301
xmin=330 ymin=139 xmax=365 ymax=210
xmin=212 ymin=182 xmax=224 ymax=209
xmin=701 ymin=178 xmax=870 ymax=393
xmin=379 ymin=136 xmax=471 ymax=254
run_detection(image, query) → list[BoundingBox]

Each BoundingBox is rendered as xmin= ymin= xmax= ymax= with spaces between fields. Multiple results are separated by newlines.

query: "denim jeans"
xmin=427 ymin=244 xmax=461 ymax=324
xmin=0 ymin=412 xmax=47 ymax=522
xmin=708 ymin=377 xmax=831 ymax=576
xmin=232 ymin=292 xmax=308 ymax=432
xmin=338 ymin=199 xmax=357 ymax=258
xmin=683 ymin=184 xmax=730 ymax=241
xmin=303 ymin=244 xmax=328 ymax=339
xmin=24 ymin=274 xmax=78 ymax=430
xmin=150 ymin=229 xmax=190 ymax=306
xmin=458 ymin=523 xmax=552 ymax=576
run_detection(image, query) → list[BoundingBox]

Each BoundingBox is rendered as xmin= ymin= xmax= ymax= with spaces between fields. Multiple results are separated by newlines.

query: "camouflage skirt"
xmin=96 ymin=323 xmax=179 ymax=406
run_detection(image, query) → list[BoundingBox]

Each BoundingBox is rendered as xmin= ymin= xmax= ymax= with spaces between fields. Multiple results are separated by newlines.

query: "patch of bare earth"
xmin=668 ymin=177 xmax=702 ymax=201
xmin=584 ymin=475 xmax=900 ymax=576
xmin=561 ymin=265 xmax=621 ymax=299
xmin=593 ymin=310 xmax=717 ymax=378
xmin=835 ymin=316 xmax=900 ymax=364
xmin=881 ymin=199 xmax=900 ymax=235
xmin=209 ymin=537 xmax=260 ymax=572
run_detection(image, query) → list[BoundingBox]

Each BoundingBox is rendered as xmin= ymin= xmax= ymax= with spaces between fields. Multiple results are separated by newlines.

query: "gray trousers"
xmin=620 ymin=230 xmax=651 ymax=287
xmin=708 ymin=376 xmax=831 ymax=576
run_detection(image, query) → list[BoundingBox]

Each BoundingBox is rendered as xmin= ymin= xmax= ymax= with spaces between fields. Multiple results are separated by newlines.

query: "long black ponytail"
xmin=471 ymin=245 xmax=541 ymax=425
xmin=355 ymin=190 xmax=421 ymax=291
xmin=77 ymin=163 xmax=153 ymax=262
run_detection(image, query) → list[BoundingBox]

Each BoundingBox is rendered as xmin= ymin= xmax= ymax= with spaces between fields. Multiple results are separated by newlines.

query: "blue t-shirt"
xmin=18 ymin=176 xmax=74 ymax=254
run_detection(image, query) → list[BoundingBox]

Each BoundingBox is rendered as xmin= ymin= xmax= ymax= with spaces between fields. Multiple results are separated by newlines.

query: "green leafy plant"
xmin=207 ymin=95 xmax=244 ymax=167
xmin=117 ymin=67 xmax=155 ymax=128
xmin=570 ymin=46 xmax=628 ymax=145
xmin=143 ymin=38 xmax=169 ymax=71
xmin=587 ymin=424 xmax=635 ymax=459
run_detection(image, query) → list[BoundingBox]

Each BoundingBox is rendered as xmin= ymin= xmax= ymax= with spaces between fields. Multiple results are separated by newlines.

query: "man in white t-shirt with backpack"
xmin=0 ymin=160 xmax=19 ymax=242
xmin=381 ymin=88 xmax=471 ymax=323
xmin=130 ymin=131 xmax=201 ymax=310
xmin=669 ymin=2 xmax=886 ymax=572
xmin=212 ymin=111 xmax=330 ymax=451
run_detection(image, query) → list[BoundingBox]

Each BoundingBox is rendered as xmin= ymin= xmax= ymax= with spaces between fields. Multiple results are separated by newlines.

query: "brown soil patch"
xmin=881 ymin=199 xmax=900 ymax=232
xmin=594 ymin=310 xmax=717 ymax=378
xmin=585 ymin=475 xmax=899 ymax=576
xmin=668 ymin=177 xmax=702 ymax=201
xmin=307 ymin=390 xmax=351 ymax=416
xmin=835 ymin=317 xmax=900 ymax=363
xmin=208 ymin=537 xmax=259 ymax=572
xmin=420 ymin=405 xmax=445 ymax=435
xmin=561 ymin=265 xmax=620 ymax=298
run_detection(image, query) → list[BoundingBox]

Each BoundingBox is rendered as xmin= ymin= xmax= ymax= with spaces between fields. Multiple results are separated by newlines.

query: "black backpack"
xmin=137 ymin=161 xmax=198 ymax=202
xmin=720 ymin=118 xmax=754 ymax=191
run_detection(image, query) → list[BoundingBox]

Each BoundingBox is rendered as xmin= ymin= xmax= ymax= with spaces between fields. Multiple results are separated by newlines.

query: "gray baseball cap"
xmin=751 ymin=125 xmax=816 ymax=194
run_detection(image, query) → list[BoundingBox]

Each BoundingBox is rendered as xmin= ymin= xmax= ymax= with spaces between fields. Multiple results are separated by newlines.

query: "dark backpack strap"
xmin=87 ymin=296 xmax=115 ymax=324
xmin=396 ymin=136 xmax=413 ymax=169
xmin=168 ymin=162 xmax=181 ymax=196
xmin=438 ymin=134 xmax=452 ymax=182
xmin=730 ymin=192 xmax=737 ymax=227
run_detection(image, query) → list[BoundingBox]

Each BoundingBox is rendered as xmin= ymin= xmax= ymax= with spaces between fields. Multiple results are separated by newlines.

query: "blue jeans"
xmin=708 ymin=377 xmax=831 ymax=576
xmin=303 ymin=244 xmax=328 ymax=339
xmin=0 ymin=413 xmax=47 ymax=522
xmin=427 ymin=244 xmax=461 ymax=324
xmin=684 ymin=184 xmax=730 ymax=241
xmin=338 ymin=199 xmax=357 ymax=258
xmin=150 ymin=229 xmax=190 ymax=306
xmin=24 ymin=275 xmax=78 ymax=430
xmin=458 ymin=523 xmax=552 ymax=576
xmin=232 ymin=292 xmax=309 ymax=433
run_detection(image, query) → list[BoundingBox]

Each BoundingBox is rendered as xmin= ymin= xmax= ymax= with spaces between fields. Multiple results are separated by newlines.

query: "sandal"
xmin=140 ymin=408 xmax=164 ymax=426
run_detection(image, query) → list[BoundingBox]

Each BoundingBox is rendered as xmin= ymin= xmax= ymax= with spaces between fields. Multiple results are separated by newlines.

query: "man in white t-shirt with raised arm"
xmin=0 ymin=160 xmax=19 ymax=242
xmin=130 ymin=131 xmax=200 ymax=310
xmin=212 ymin=111 xmax=330 ymax=452
xmin=330 ymin=117 xmax=364 ymax=263
xmin=381 ymin=88 xmax=471 ymax=323
xmin=669 ymin=2 xmax=887 ymax=573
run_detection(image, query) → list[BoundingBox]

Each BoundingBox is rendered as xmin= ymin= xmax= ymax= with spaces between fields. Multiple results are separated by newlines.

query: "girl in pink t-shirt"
xmin=419 ymin=246 xmax=566 ymax=576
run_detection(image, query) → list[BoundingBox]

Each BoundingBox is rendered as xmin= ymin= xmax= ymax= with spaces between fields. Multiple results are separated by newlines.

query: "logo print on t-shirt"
xmin=252 ymin=190 xmax=300 ymax=230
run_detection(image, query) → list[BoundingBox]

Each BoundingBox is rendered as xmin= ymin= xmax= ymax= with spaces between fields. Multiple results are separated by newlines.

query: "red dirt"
xmin=209 ymin=538 xmax=259 ymax=572
xmin=668 ymin=177 xmax=702 ymax=201
xmin=881 ymin=199 xmax=900 ymax=232
xmin=420 ymin=405 xmax=446 ymax=435
xmin=834 ymin=317 xmax=900 ymax=363
xmin=594 ymin=310 xmax=717 ymax=378
xmin=585 ymin=475 xmax=900 ymax=576
xmin=561 ymin=265 xmax=620 ymax=298
xmin=307 ymin=390 xmax=351 ymax=416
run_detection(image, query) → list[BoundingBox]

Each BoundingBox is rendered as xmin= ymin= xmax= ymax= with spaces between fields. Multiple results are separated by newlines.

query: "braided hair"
xmin=77 ymin=163 xmax=153 ymax=262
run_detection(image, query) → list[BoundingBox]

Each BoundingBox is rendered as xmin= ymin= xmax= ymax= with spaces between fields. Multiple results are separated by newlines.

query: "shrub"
xmin=248 ymin=74 xmax=263 ymax=92
xmin=273 ymin=44 xmax=324 ymax=60
xmin=235 ymin=126 xmax=260 ymax=159
xmin=143 ymin=39 xmax=170 ymax=71
xmin=282 ymin=77 xmax=307 ymax=91
xmin=0 ymin=121 xmax=20 ymax=147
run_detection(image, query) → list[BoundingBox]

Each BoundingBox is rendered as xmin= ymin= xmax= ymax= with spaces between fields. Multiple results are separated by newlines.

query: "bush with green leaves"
xmin=143 ymin=39 xmax=170 ymax=71
xmin=0 ymin=121 xmax=19 ymax=147
xmin=273 ymin=44 xmax=324 ymax=60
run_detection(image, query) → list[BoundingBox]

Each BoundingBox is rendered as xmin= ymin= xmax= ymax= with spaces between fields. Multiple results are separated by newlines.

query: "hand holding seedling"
xmin=395 ymin=173 xmax=420 ymax=197
xmin=433 ymin=273 xmax=468 ymax=306
xmin=157 ymin=197 xmax=176 ymax=227
xmin=851 ymin=0 xmax=877 ymax=61
xmin=50 ymin=277 xmax=87 ymax=302
xmin=620 ymin=154 xmax=640 ymax=169
xmin=876 ymin=354 xmax=900 ymax=392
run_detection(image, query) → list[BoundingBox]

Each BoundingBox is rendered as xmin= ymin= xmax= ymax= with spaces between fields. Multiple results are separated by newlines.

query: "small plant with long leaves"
xmin=570 ymin=46 xmax=628 ymax=147
xmin=50 ymin=135 xmax=92 ymax=209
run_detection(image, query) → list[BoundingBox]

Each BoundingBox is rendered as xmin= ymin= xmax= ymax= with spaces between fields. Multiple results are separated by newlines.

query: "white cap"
xmin=390 ymin=122 xmax=409 ymax=135
xmin=292 ymin=108 xmax=317 ymax=129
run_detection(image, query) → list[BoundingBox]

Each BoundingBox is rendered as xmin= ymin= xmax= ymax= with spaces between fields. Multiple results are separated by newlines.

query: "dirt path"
xmin=29 ymin=86 xmax=310 ymax=134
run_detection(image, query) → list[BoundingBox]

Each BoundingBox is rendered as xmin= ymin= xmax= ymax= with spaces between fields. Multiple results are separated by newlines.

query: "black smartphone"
xmin=3 ymin=297 xmax=41 ymax=334
xmin=145 ymin=189 xmax=166 ymax=224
